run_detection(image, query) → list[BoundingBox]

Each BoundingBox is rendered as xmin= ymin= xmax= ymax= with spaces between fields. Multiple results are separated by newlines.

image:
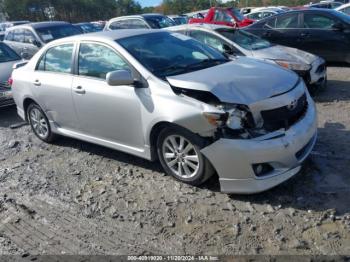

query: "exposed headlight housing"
xmin=204 ymin=104 xmax=254 ymax=130
xmin=273 ymin=60 xmax=311 ymax=71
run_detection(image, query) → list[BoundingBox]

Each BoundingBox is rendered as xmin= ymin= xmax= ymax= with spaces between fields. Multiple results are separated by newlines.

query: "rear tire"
xmin=157 ymin=126 xmax=214 ymax=186
xmin=27 ymin=103 xmax=56 ymax=143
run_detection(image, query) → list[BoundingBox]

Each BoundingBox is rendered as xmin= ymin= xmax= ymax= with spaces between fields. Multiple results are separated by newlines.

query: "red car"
xmin=189 ymin=7 xmax=255 ymax=28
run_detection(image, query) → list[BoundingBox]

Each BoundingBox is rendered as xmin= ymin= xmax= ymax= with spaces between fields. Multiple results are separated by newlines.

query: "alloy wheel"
xmin=162 ymin=135 xmax=200 ymax=179
xmin=29 ymin=107 xmax=49 ymax=139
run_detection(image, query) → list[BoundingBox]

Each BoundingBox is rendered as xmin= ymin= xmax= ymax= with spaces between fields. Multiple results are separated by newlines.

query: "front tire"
xmin=27 ymin=103 xmax=56 ymax=143
xmin=157 ymin=126 xmax=214 ymax=186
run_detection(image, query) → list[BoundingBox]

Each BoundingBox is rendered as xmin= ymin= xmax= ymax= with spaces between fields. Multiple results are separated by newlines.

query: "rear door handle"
xmin=73 ymin=86 xmax=86 ymax=94
xmin=33 ymin=80 xmax=41 ymax=86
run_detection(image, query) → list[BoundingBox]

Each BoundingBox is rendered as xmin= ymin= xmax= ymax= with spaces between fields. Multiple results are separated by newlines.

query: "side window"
xmin=23 ymin=29 xmax=36 ymax=44
xmin=78 ymin=43 xmax=130 ymax=79
xmin=109 ymin=20 xmax=127 ymax=30
xmin=127 ymin=19 xmax=149 ymax=29
xmin=264 ymin=17 xmax=277 ymax=28
xmin=303 ymin=14 xmax=337 ymax=29
xmin=214 ymin=10 xmax=232 ymax=22
xmin=276 ymin=14 xmax=299 ymax=28
xmin=248 ymin=12 xmax=262 ymax=20
xmin=344 ymin=7 xmax=350 ymax=15
xmin=37 ymin=44 xmax=74 ymax=73
xmin=189 ymin=30 xmax=227 ymax=53
xmin=263 ymin=12 xmax=274 ymax=18
xmin=13 ymin=29 xmax=24 ymax=42
xmin=5 ymin=31 xmax=14 ymax=41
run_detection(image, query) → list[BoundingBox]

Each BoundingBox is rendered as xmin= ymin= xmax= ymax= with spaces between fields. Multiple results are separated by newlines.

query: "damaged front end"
xmin=170 ymin=78 xmax=317 ymax=194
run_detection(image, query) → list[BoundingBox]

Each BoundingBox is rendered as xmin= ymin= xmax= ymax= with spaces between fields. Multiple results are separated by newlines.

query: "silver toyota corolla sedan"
xmin=11 ymin=30 xmax=317 ymax=194
xmin=167 ymin=24 xmax=327 ymax=88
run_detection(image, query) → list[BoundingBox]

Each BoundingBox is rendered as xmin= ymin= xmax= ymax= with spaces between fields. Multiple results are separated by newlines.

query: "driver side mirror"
xmin=30 ymin=39 xmax=42 ymax=48
xmin=223 ymin=44 xmax=235 ymax=55
xmin=20 ymin=52 xmax=30 ymax=60
xmin=332 ymin=22 xmax=344 ymax=31
xmin=106 ymin=70 xmax=136 ymax=86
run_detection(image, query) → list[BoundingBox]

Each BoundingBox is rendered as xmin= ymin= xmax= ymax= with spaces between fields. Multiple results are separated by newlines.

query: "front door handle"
xmin=73 ymin=86 xmax=86 ymax=94
xmin=33 ymin=80 xmax=41 ymax=86
xmin=300 ymin=32 xmax=310 ymax=38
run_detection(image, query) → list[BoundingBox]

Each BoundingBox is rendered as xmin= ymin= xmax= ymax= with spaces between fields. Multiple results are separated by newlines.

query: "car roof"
xmin=50 ymin=29 xmax=162 ymax=44
xmin=109 ymin=13 xmax=165 ymax=21
xmin=7 ymin=21 xmax=71 ymax=30
xmin=167 ymin=23 xmax=233 ymax=31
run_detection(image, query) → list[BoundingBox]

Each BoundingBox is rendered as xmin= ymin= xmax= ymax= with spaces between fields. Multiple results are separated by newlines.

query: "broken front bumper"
xmin=201 ymin=93 xmax=317 ymax=194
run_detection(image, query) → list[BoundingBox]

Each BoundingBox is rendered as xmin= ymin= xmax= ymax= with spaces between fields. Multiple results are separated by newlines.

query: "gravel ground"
xmin=0 ymin=67 xmax=349 ymax=256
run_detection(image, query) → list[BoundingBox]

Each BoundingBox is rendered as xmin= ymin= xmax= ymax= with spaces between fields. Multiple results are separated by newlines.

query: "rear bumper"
xmin=0 ymin=91 xmax=15 ymax=108
xmin=201 ymin=93 xmax=317 ymax=194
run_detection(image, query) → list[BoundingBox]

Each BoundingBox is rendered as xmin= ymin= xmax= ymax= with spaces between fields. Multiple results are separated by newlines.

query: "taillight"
xmin=8 ymin=77 xmax=13 ymax=87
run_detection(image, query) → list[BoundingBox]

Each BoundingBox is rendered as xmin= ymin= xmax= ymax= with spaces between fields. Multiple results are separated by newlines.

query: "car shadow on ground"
xmin=0 ymin=106 xmax=24 ymax=128
xmin=312 ymin=80 xmax=350 ymax=103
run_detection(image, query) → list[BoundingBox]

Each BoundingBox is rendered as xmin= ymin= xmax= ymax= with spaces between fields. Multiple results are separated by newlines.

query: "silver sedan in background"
xmin=0 ymin=42 xmax=23 ymax=108
xmin=167 ymin=24 xmax=327 ymax=88
xmin=11 ymin=30 xmax=317 ymax=194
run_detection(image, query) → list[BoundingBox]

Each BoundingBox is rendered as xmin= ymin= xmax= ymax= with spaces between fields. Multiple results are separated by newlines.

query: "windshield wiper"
xmin=186 ymin=59 xmax=229 ymax=70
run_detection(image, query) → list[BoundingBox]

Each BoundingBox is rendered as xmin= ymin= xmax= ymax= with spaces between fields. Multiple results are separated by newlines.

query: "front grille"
xmin=261 ymin=93 xmax=308 ymax=132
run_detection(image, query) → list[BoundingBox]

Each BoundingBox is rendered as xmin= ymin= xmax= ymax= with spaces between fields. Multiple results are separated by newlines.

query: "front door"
xmin=71 ymin=42 xmax=144 ymax=149
xmin=300 ymin=12 xmax=350 ymax=62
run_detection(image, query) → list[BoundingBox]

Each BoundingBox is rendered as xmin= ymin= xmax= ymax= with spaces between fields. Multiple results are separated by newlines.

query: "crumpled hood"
xmin=166 ymin=57 xmax=299 ymax=105
xmin=251 ymin=45 xmax=318 ymax=65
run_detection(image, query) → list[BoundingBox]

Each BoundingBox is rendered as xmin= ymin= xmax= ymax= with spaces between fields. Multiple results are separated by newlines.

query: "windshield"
xmin=228 ymin=8 xmax=246 ymax=21
xmin=217 ymin=28 xmax=273 ymax=50
xmin=78 ymin=23 xmax=99 ymax=33
xmin=36 ymin=25 xmax=82 ymax=43
xmin=144 ymin=16 xmax=177 ymax=28
xmin=0 ymin=43 xmax=21 ymax=62
xmin=117 ymin=32 xmax=228 ymax=78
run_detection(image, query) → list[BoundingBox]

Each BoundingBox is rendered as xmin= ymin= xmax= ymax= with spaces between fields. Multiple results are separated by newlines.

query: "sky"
xmin=138 ymin=0 xmax=162 ymax=7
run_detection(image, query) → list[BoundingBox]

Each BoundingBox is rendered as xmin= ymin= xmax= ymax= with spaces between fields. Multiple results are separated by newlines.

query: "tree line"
xmin=2 ymin=0 xmax=316 ymax=22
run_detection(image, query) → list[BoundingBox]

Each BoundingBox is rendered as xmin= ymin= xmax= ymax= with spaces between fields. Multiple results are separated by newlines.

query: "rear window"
xmin=35 ymin=25 xmax=82 ymax=43
xmin=0 ymin=43 xmax=21 ymax=62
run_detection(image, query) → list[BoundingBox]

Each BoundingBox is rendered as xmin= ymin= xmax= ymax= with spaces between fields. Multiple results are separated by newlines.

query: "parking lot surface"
xmin=0 ymin=67 xmax=349 ymax=255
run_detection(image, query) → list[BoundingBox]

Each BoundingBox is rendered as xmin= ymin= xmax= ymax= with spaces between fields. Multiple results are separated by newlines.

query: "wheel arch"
xmin=23 ymin=97 xmax=38 ymax=121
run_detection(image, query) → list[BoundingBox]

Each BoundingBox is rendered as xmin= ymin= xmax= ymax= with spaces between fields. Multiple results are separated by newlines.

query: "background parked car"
xmin=0 ymin=42 xmax=23 ymax=108
xmin=104 ymin=14 xmax=176 ymax=30
xmin=74 ymin=22 xmax=101 ymax=33
xmin=306 ymin=1 xmax=343 ymax=9
xmin=336 ymin=3 xmax=350 ymax=14
xmin=244 ymin=9 xmax=350 ymax=63
xmin=0 ymin=21 xmax=30 ymax=41
xmin=168 ymin=15 xmax=188 ymax=25
xmin=189 ymin=7 xmax=255 ymax=28
xmin=168 ymin=24 xmax=327 ymax=88
xmin=245 ymin=8 xmax=285 ymax=21
xmin=3 ymin=21 xmax=82 ymax=59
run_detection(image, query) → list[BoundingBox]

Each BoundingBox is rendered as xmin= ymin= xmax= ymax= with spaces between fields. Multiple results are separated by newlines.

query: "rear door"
xmin=300 ymin=12 xmax=349 ymax=62
xmin=31 ymin=43 xmax=78 ymax=130
xmin=260 ymin=12 xmax=303 ymax=49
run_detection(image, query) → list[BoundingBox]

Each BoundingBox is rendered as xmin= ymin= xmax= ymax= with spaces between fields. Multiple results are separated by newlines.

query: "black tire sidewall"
xmin=27 ymin=103 xmax=55 ymax=142
xmin=157 ymin=126 xmax=212 ymax=186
